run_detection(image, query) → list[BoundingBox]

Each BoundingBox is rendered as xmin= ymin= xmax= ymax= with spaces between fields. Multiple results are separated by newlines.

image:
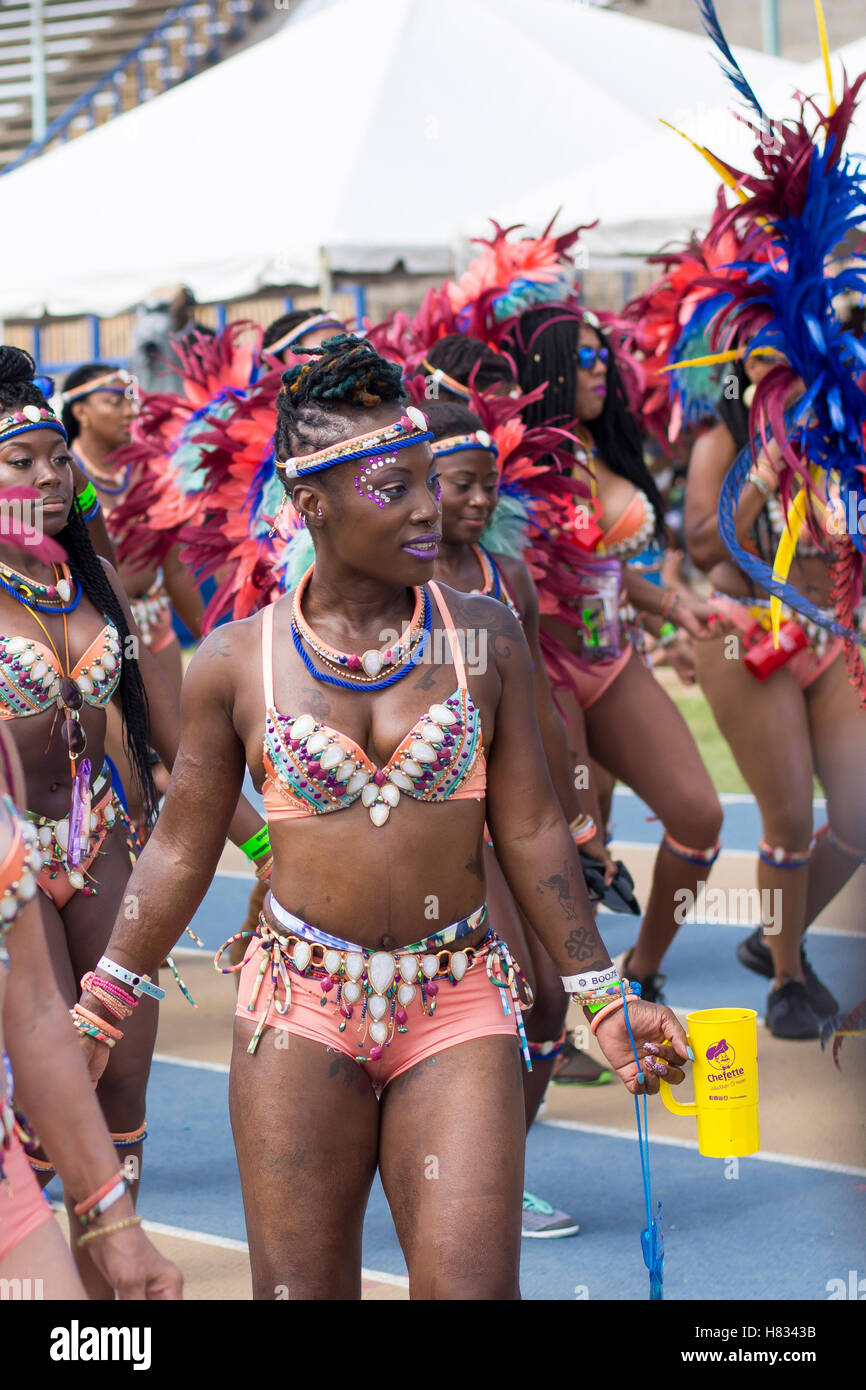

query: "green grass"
xmin=653 ymin=668 xmax=750 ymax=795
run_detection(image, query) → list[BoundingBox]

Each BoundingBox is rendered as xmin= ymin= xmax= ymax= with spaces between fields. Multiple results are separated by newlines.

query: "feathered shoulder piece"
xmin=667 ymin=0 xmax=866 ymax=697
xmin=444 ymin=216 xmax=591 ymax=344
xmin=111 ymin=321 xmax=265 ymax=571
xmin=366 ymin=215 xmax=591 ymax=370
xmin=613 ymin=190 xmax=765 ymax=446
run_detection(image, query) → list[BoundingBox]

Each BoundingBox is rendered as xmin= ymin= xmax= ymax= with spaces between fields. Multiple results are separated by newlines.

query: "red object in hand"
xmin=568 ymin=497 xmax=604 ymax=552
xmin=743 ymin=620 xmax=808 ymax=680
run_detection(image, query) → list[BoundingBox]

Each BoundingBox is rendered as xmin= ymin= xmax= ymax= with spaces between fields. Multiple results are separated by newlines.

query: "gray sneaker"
xmin=521 ymin=1190 xmax=580 ymax=1238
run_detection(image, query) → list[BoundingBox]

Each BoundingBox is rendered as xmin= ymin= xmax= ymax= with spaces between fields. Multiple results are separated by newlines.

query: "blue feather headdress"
xmin=668 ymin=0 xmax=866 ymax=695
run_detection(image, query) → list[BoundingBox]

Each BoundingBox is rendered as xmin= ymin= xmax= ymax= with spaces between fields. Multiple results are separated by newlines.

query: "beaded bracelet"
xmin=568 ymin=813 xmax=597 ymax=846
xmin=74 ymin=1167 xmax=127 ymax=1219
xmin=71 ymin=1015 xmax=116 ymax=1048
xmin=81 ymin=973 xmax=136 ymax=1020
xmin=746 ymin=468 xmax=774 ymax=497
xmin=589 ymin=993 xmax=641 ymax=1035
xmin=75 ymin=1178 xmax=129 ymax=1228
xmin=76 ymin=1215 xmax=142 ymax=1250
xmin=254 ymin=854 xmax=274 ymax=881
xmin=73 ymin=1003 xmax=124 ymax=1041
xmin=660 ymin=590 xmax=680 ymax=623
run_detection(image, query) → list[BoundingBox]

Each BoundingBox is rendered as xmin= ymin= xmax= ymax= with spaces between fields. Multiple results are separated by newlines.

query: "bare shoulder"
xmin=432 ymin=581 xmax=526 ymax=667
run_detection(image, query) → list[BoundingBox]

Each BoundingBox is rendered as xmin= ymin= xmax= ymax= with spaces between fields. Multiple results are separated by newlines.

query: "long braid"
xmin=0 ymin=345 xmax=158 ymax=819
xmin=275 ymin=334 xmax=406 ymax=482
xmin=60 ymin=504 xmax=158 ymax=820
xmin=506 ymin=305 xmax=666 ymax=536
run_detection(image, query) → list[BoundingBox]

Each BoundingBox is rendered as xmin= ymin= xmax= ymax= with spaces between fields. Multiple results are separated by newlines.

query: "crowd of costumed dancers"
xmin=0 ymin=0 xmax=863 ymax=1298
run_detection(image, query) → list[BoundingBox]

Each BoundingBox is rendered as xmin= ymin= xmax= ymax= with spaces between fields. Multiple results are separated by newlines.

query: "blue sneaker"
xmin=521 ymin=1191 xmax=579 ymax=1238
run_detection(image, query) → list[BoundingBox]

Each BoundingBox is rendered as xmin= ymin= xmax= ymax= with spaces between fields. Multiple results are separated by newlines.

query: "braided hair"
xmin=426 ymin=335 xmax=517 ymax=395
xmin=0 ymin=346 xmax=158 ymax=819
xmin=60 ymin=361 xmax=121 ymax=441
xmin=275 ymin=335 xmax=406 ymax=483
xmin=506 ymin=305 xmax=666 ymax=536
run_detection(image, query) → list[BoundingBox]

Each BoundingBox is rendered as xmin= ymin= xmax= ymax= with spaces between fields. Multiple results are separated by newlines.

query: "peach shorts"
xmin=234 ymin=934 xmax=526 ymax=1091
xmin=0 ymin=1132 xmax=53 ymax=1260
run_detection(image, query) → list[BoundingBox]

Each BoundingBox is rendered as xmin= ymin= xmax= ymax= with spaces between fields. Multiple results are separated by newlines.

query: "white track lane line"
xmin=539 ymin=1118 xmax=866 ymax=1177
xmin=50 ymin=1204 xmax=409 ymax=1286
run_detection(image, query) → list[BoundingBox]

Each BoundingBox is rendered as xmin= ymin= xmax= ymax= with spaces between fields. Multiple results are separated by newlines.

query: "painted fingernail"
xmin=643 ymin=1042 xmax=661 ymax=1055
xmin=686 ymin=1045 xmax=695 ymax=1061
xmin=645 ymin=1058 xmax=668 ymax=1076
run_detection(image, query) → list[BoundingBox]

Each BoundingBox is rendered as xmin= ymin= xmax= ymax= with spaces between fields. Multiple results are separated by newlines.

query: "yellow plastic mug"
xmin=659 ymin=1008 xmax=759 ymax=1157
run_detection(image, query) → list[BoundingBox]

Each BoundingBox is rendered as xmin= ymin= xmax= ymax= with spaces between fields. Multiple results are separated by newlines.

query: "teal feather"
xmin=480 ymin=488 xmax=533 ymax=559
xmin=274 ymin=526 xmax=315 ymax=593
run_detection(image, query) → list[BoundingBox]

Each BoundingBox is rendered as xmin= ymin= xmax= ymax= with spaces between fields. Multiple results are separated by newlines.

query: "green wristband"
xmin=76 ymin=481 xmax=98 ymax=512
xmin=240 ymin=826 xmax=271 ymax=862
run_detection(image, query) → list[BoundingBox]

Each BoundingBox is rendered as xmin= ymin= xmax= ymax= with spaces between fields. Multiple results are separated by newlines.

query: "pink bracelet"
xmin=589 ymin=993 xmax=640 ymax=1035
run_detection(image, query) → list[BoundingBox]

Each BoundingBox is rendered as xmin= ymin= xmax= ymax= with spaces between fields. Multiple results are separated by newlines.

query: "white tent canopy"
xmin=509 ymin=27 xmax=866 ymax=259
xmin=0 ymin=0 xmax=800 ymax=319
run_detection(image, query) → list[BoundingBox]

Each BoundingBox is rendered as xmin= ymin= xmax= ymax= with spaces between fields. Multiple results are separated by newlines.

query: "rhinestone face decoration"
xmin=353 ymin=455 xmax=397 ymax=509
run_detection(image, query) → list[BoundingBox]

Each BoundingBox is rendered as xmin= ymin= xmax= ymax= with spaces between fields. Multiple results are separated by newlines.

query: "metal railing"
xmin=2 ymin=0 xmax=269 ymax=175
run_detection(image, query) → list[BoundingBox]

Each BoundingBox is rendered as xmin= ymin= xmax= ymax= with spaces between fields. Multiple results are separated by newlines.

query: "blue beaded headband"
xmin=277 ymin=406 xmax=433 ymax=480
xmin=430 ymin=430 xmax=498 ymax=459
xmin=0 ymin=405 xmax=68 ymax=445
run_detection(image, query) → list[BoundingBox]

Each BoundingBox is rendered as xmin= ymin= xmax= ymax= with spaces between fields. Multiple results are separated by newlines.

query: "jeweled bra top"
xmin=262 ymin=581 xmax=486 ymax=827
xmin=0 ymin=621 xmax=121 ymax=720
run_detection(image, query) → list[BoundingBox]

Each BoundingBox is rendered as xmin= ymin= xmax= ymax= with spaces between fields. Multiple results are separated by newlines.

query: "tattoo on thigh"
xmin=536 ymin=861 xmax=579 ymax=919
xmin=327 ymin=1052 xmax=367 ymax=1094
xmin=389 ymin=1056 xmax=437 ymax=1095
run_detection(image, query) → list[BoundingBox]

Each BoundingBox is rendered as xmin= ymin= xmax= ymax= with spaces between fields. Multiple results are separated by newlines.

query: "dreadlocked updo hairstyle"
xmin=423 ymin=399 xmax=486 ymax=442
xmin=506 ymin=304 xmax=666 ymax=537
xmin=275 ymin=335 xmax=406 ymax=491
xmin=0 ymin=345 xmax=158 ymax=820
xmin=60 ymin=361 xmax=121 ymax=441
xmin=425 ymin=335 xmax=517 ymax=396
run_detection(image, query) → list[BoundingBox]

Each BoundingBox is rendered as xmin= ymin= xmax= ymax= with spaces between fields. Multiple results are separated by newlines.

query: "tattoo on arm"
xmin=536 ymin=860 xmax=579 ymax=919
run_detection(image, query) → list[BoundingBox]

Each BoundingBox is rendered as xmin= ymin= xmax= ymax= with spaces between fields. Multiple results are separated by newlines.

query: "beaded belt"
xmin=714 ymin=591 xmax=859 ymax=660
xmin=216 ymin=901 xmax=534 ymax=1067
xmin=26 ymin=769 xmax=121 ymax=895
xmin=130 ymin=572 xmax=172 ymax=647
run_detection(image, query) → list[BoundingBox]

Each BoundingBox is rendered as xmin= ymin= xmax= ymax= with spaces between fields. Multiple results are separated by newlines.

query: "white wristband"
xmin=97 ymin=955 xmax=165 ymax=1001
xmin=561 ymin=965 xmax=619 ymax=993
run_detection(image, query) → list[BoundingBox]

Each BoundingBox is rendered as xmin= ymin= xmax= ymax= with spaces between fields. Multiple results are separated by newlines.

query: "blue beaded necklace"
xmin=0 ymin=566 xmax=81 ymax=615
xmin=291 ymin=587 xmax=432 ymax=692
